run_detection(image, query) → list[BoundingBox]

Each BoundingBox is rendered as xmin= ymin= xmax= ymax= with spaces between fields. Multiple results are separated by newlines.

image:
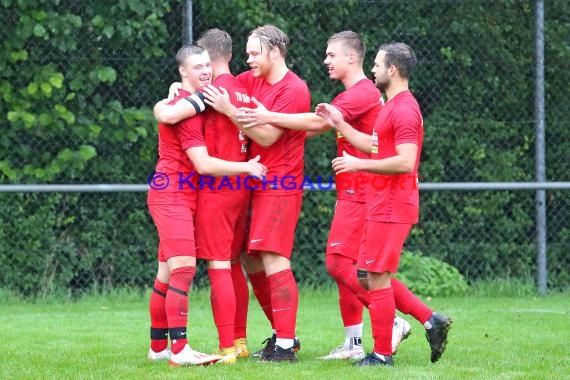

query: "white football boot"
xmin=392 ymin=316 xmax=412 ymax=354
xmin=168 ymin=345 xmax=220 ymax=366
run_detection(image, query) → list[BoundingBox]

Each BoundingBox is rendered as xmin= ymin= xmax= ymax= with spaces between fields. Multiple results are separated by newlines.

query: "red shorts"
xmin=247 ymin=193 xmax=303 ymax=258
xmin=148 ymin=203 xmax=196 ymax=262
xmin=357 ymin=221 xmax=412 ymax=273
xmin=195 ymin=190 xmax=250 ymax=261
xmin=326 ymin=199 xmax=366 ymax=260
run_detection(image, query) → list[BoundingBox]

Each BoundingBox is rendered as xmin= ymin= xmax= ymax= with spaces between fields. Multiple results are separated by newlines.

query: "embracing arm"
xmin=238 ymin=97 xmax=331 ymax=133
xmin=202 ymin=85 xmax=284 ymax=147
xmin=186 ymin=146 xmax=267 ymax=177
xmin=315 ymin=103 xmax=372 ymax=153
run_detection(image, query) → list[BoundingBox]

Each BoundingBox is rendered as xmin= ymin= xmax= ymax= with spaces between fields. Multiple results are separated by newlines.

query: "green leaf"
xmin=21 ymin=112 xmax=36 ymax=128
xmin=33 ymin=24 xmax=47 ymax=37
xmin=91 ymin=15 xmax=104 ymax=27
xmin=40 ymin=82 xmax=52 ymax=97
xmin=27 ymin=82 xmax=38 ymax=95
xmin=97 ymin=67 xmax=117 ymax=83
xmin=89 ymin=124 xmax=102 ymax=136
xmin=7 ymin=112 xmax=18 ymax=123
xmin=57 ymin=148 xmax=74 ymax=161
xmin=48 ymin=73 xmax=64 ymax=89
xmin=10 ymin=50 xmax=28 ymax=61
xmin=78 ymin=145 xmax=97 ymax=161
xmin=102 ymin=26 xmax=114 ymax=39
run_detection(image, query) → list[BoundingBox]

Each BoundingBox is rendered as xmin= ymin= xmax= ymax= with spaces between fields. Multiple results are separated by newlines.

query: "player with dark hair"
xmin=203 ymin=24 xmax=310 ymax=363
xmin=316 ymin=42 xmax=452 ymax=367
xmin=147 ymin=44 xmax=266 ymax=366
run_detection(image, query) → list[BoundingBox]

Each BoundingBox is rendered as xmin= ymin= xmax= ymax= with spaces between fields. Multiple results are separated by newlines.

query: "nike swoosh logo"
xmin=365 ymin=260 xmax=376 ymax=264
xmin=251 ymin=238 xmax=263 ymax=244
xmin=272 ymin=307 xmax=291 ymax=312
xmin=330 ymin=242 xmax=343 ymax=247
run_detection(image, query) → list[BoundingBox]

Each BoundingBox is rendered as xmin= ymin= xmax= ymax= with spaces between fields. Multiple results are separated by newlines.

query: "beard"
xmin=375 ymin=76 xmax=390 ymax=92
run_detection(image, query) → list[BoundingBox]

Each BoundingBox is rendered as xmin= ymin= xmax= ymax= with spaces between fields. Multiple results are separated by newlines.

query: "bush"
xmin=396 ymin=251 xmax=469 ymax=297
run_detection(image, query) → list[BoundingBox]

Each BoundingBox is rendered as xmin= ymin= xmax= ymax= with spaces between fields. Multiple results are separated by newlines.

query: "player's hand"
xmin=315 ymin=103 xmax=344 ymax=128
xmin=202 ymin=85 xmax=231 ymax=114
xmin=246 ymin=155 xmax=268 ymax=177
xmin=332 ymin=150 xmax=361 ymax=174
xmin=166 ymin=82 xmax=183 ymax=102
xmin=237 ymin=97 xmax=271 ymax=128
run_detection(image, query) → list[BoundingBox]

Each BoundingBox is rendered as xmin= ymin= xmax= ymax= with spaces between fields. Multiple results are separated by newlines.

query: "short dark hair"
xmin=249 ymin=24 xmax=289 ymax=58
xmin=377 ymin=42 xmax=417 ymax=79
xmin=176 ymin=44 xmax=206 ymax=67
xmin=328 ymin=31 xmax=365 ymax=64
xmin=197 ymin=28 xmax=232 ymax=62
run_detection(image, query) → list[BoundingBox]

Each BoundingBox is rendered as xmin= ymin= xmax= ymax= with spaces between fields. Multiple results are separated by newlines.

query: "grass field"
xmin=1 ymin=288 xmax=568 ymax=379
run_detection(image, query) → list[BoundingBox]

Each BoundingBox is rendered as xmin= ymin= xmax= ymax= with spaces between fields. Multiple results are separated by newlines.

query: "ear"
xmin=179 ymin=66 xmax=186 ymax=77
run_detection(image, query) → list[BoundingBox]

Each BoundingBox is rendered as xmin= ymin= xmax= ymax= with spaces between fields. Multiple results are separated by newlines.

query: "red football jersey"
xmin=147 ymin=89 xmax=206 ymax=207
xmin=332 ymin=79 xmax=381 ymax=202
xmin=367 ymin=90 xmax=423 ymax=224
xmin=238 ymin=70 xmax=310 ymax=195
xmin=201 ymin=73 xmax=251 ymax=191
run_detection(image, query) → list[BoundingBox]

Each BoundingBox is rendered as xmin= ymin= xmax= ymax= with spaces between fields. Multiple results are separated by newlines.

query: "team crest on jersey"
xmin=371 ymin=131 xmax=378 ymax=154
xmin=235 ymin=91 xmax=251 ymax=104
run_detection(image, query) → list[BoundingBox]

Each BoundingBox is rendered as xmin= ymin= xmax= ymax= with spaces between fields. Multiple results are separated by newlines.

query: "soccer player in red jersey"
xmin=237 ymin=31 xmax=412 ymax=359
xmin=154 ymin=30 xmax=255 ymax=364
xmin=203 ymin=24 xmax=310 ymax=362
xmin=316 ymin=42 xmax=452 ymax=367
xmin=147 ymin=45 xmax=266 ymax=366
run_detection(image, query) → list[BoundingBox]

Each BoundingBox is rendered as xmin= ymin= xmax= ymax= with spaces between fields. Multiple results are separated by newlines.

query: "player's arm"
xmin=202 ymin=85 xmax=284 ymax=147
xmin=315 ymin=103 xmax=372 ymax=152
xmin=153 ymin=91 xmax=207 ymax=124
xmin=332 ymin=144 xmax=418 ymax=175
xmin=186 ymin=147 xmax=267 ymax=177
xmin=238 ymin=97 xmax=331 ymax=133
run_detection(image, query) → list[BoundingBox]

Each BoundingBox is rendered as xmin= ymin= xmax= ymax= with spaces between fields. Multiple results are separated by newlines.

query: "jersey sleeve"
xmin=177 ymin=114 xmax=206 ymax=150
xmin=270 ymin=81 xmax=310 ymax=114
xmin=331 ymin=89 xmax=379 ymax=123
xmin=393 ymin=101 xmax=422 ymax=145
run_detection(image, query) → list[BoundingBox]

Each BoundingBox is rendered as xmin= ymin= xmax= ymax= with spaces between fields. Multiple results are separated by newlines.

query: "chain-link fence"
xmin=1 ymin=0 xmax=569 ymax=296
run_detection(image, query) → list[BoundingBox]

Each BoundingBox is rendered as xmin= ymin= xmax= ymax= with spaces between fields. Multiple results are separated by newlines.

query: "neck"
xmin=211 ymin=60 xmax=231 ymax=80
xmin=341 ymin=69 xmax=367 ymax=89
xmin=385 ymin=79 xmax=409 ymax=101
xmin=181 ymin=79 xmax=195 ymax=93
xmin=265 ymin=61 xmax=288 ymax=84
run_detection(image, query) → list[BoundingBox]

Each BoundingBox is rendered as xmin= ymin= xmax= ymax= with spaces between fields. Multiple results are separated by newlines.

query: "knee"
xmin=326 ymin=254 xmax=349 ymax=280
xmin=357 ymin=269 xmax=369 ymax=290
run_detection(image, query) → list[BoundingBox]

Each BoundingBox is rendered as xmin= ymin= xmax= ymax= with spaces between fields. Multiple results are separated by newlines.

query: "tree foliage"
xmin=1 ymin=0 xmax=568 ymax=295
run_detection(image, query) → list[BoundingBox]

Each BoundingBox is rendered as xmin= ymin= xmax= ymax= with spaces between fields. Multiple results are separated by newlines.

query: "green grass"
xmin=0 ymin=289 xmax=568 ymax=380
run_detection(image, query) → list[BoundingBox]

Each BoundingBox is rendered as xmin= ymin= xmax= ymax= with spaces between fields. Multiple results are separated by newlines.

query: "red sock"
xmin=166 ymin=266 xmax=195 ymax=354
xmin=326 ymin=253 xmax=370 ymax=307
xmin=149 ymin=278 xmax=169 ymax=352
xmin=208 ymin=268 xmax=235 ymax=349
xmin=392 ymin=278 xmax=433 ymax=324
xmin=248 ymin=270 xmax=273 ymax=327
xmin=369 ymin=287 xmax=395 ymax=356
xmin=267 ymin=269 xmax=298 ymax=339
xmin=232 ymin=262 xmax=249 ymax=340
xmin=338 ymin=282 xmax=364 ymax=327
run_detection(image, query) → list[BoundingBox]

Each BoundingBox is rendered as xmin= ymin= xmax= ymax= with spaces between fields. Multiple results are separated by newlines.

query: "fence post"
xmin=534 ymin=0 xmax=547 ymax=295
xmin=182 ymin=0 xmax=193 ymax=44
